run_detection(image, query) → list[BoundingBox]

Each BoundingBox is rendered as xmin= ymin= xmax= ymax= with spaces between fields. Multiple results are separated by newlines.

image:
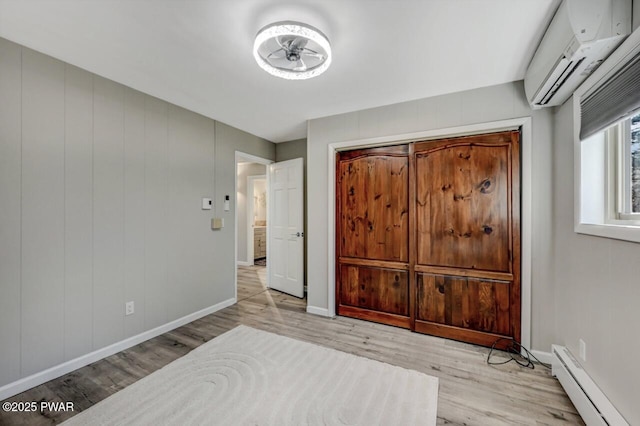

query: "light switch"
xmin=202 ymin=198 xmax=212 ymax=210
xmin=223 ymin=195 xmax=230 ymax=211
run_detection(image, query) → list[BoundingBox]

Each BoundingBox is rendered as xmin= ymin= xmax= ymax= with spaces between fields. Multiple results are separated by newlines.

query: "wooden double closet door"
xmin=336 ymin=131 xmax=521 ymax=348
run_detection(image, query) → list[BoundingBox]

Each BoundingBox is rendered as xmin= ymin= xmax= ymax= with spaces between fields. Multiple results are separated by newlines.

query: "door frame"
xmin=325 ymin=117 xmax=533 ymax=350
xmin=234 ymin=151 xmax=273 ymax=302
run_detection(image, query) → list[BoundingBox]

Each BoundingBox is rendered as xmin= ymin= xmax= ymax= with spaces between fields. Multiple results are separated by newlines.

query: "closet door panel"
xmin=338 ymin=148 xmax=409 ymax=262
xmin=339 ymin=265 xmax=409 ymax=316
xmin=413 ymin=131 xmax=520 ymax=348
xmin=416 ymin=273 xmax=511 ymax=335
xmin=336 ymin=145 xmax=410 ymax=328
xmin=415 ymin=143 xmax=511 ymax=272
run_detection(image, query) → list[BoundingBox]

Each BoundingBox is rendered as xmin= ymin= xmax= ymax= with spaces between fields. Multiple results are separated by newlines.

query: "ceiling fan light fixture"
xmin=253 ymin=21 xmax=332 ymax=80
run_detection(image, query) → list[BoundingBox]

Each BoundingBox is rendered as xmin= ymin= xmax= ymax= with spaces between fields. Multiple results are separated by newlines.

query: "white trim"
xmin=575 ymin=222 xmax=640 ymax=243
xmin=0 ymin=297 xmax=236 ymax=401
xmin=235 ymin=151 xmax=273 ymax=301
xmin=326 ymin=117 xmax=533 ymax=350
xmin=306 ymin=305 xmax=332 ymax=317
xmin=236 ymin=261 xmax=251 ymax=267
xmin=530 ymin=349 xmax=554 ymax=366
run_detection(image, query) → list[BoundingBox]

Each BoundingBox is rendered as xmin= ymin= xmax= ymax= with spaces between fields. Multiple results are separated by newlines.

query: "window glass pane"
xmin=632 ymin=113 xmax=640 ymax=212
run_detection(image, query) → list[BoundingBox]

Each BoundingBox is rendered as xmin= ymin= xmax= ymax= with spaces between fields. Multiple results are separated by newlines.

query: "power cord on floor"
xmin=487 ymin=337 xmax=552 ymax=370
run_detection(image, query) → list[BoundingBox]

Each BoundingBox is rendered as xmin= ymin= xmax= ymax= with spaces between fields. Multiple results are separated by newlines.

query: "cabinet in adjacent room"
xmin=254 ymin=226 xmax=266 ymax=259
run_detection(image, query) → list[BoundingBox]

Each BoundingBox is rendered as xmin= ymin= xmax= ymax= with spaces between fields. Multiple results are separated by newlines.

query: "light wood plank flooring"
xmin=0 ymin=266 xmax=582 ymax=425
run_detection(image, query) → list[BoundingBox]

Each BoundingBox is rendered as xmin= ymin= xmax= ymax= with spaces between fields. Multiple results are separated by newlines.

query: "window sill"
xmin=575 ymin=222 xmax=640 ymax=244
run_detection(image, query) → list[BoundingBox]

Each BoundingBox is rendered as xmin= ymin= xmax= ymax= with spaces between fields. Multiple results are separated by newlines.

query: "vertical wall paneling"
xmin=0 ymin=37 xmax=276 ymax=391
xmin=167 ymin=106 xmax=215 ymax=320
xmin=63 ymin=65 xmax=94 ymax=359
xmin=92 ymin=77 xmax=125 ymax=349
xmin=123 ymin=90 xmax=146 ymax=337
xmin=20 ymin=49 xmax=66 ymax=375
xmin=0 ymin=38 xmax=22 ymax=385
xmin=144 ymin=96 xmax=169 ymax=329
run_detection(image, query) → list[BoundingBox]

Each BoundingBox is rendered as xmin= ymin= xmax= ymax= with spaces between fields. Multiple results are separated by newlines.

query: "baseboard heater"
xmin=551 ymin=345 xmax=628 ymax=426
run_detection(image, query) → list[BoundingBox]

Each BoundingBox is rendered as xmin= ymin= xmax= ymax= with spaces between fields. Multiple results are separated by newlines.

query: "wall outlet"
xmin=579 ymin=338 xmax=586 ymax=361
xmin=125 ymin=301 xmax=135 ymax=316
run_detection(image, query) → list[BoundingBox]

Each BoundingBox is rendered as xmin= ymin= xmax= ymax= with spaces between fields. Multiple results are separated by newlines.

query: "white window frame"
xmin=617 ymin=116 xmax=640 ymax=221
xmin=602 ymin=118 xmax=640 ymax=225
xmin=574 ymin=104 xmax=640 ymax=243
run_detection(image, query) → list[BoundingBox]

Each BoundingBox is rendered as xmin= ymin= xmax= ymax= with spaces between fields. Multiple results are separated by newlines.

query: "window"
xmin=622 ymin=113 xmax=640 ymax=216
xmin=611 ymin=112 xmax=640 ymax=223
xmin=574 ymin=32 xmax=640 ymax=242
xmin=577 ymin=112 xmax=640 ymax=242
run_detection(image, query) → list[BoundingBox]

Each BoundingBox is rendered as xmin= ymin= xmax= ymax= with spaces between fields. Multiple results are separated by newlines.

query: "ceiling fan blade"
xmin=291 ymin=37 xmax=309 ymax=51
xmin=302 ymin=51 xmax=324 ymax=60
xmin=269 ymin=57 xmax=292 ymax=68
xmin=293 ymin=58 xmax=307 ymax=72
xmin=267 ymin=48 xmax=286 ymax=59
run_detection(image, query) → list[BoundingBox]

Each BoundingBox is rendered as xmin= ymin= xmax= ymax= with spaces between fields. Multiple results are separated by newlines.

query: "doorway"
xmin=235 ymin=152 xmax=271 ymax=302
xmin=235 ymin=152 xmax=306 ymax=303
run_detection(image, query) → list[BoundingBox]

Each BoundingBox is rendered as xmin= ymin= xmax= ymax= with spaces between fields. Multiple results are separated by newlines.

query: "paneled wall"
xmin=0 ymin=37 xmax=275 ymax=388
xmin=307 ymin=82 xmax=555 ymax=351
xmin=553 ymin=100 xmax=640 ymax=426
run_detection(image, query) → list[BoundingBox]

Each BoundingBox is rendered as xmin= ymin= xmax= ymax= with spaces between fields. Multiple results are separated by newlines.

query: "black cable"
xmin=487 ymin=337 xmax=552 ymax=370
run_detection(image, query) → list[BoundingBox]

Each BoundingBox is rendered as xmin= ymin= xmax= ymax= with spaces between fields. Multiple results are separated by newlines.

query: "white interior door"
xmin=268 ymin=158 xmax=304 ymax=298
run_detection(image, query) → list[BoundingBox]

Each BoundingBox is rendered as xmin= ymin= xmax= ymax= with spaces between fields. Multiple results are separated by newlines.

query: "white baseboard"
xmin=530 ymin=349 xmax=554 ymax=366
xmin=552 ymin=345 xmax=628 ymax=425
xmin=0 ymin=297 xmax=236 ymax=401
xmin=237 ymin=261 xmax=251 ymax=266
xmin=306 ymin=305 xmax=333 ymax=317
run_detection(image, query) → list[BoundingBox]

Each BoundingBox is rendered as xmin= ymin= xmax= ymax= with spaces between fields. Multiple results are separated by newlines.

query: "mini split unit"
xmin=524 ymin=0 xmax=631 ymax=108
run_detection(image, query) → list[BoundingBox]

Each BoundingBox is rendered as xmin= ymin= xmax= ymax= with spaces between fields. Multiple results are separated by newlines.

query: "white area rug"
xmin=63 ymin=325 xmax=438 ymax=425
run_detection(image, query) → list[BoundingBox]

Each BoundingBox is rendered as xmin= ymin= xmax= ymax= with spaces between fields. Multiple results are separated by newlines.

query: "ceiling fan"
xmin=253 ymin=21 xmax=332 ymax=80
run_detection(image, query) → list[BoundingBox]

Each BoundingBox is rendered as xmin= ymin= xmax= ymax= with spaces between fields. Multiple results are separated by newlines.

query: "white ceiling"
xmin=0 ymin=0 xmax=559 ymax=142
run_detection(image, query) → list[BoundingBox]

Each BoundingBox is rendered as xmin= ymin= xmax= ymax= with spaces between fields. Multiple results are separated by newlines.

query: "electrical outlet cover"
xmin=579 ymin=339 xmax=586 ymax=361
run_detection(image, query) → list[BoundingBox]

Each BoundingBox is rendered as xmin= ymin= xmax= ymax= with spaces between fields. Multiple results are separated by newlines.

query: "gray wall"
xmin=0 ymin=37 xmax=274 ymax=388
xmin=553 ymin=100 xmax=639 ymax=425
xmin=307 ymin=82 xmax=555 ymax=351
xmin=276 ymin=139 xmax=308 ymax=287
xmin=236 ymin=162 xmax=266 ymax=264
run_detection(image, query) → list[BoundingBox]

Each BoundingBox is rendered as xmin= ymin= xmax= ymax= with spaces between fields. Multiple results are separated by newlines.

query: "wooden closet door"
xmin=412 ymin=131 xmax=520 ymax=348
xmin=336 ymin=145 xmax=410 ymax=328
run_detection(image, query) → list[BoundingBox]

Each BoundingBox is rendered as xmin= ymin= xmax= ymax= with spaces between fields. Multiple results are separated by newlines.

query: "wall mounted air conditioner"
xmin=524 ymin=0 xmax=631 ymax=109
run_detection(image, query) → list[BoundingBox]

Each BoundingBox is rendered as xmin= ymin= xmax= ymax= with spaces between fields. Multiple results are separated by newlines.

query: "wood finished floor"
xmin=0 ymin=265 xmax=582 ymax=426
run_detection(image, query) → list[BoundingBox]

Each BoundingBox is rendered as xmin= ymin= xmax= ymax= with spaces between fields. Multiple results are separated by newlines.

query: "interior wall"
xmin=307 ymin=81 xmax=555 ymax=351
xmin=236 ymin=162 xmax=266 ymax=264
xmin=0 ymin=37 xmax=275 ymax=388
xmin=553 ymin=99 xmax=639 ymax=425
xmin=275 ymin=139 xmax=308 ymax=287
